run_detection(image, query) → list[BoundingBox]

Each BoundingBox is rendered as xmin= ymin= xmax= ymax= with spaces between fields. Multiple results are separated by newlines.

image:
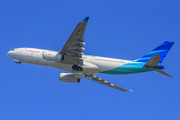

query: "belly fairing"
xmin=46 ymin=61 xmax=73 ymax=72
xmin=80 ymin=62 xmax=98 ymax=74
xmin=47 ymin=61 xmax=99 ymax=74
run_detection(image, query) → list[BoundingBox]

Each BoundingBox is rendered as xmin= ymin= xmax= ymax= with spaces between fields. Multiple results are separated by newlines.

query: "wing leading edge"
xmin=86 ymin=75 xmax=135 ymax=92
xmin=60 ymin=17 xmax=89 ymax=65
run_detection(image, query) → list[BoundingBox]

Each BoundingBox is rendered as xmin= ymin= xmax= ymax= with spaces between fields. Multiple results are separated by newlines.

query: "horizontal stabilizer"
xmin=154 ymin=69 xmax=172 ymax=77
xmin=144 ymin=54 xmax=160 ymax=68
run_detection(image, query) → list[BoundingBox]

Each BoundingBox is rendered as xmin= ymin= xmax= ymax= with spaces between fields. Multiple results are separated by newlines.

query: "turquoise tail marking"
xmin=100 ymin=41 xmax=174 ymax=75
xmin=100 ymin=62 xmax=157 ymax=75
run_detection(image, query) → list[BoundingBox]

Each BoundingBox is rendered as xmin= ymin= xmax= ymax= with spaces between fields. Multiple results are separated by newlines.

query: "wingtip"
xmin=129 ymin=89 xmax=135 ymax=92
xmin=82 ymin=17 xmax=89 ymax=23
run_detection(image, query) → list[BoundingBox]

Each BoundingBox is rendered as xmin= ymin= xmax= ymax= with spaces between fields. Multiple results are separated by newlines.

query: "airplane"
xmin=7 ymin=17 xmax=174 ymax=92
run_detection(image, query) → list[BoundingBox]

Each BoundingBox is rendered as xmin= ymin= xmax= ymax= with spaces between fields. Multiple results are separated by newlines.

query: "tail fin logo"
xmin=137 ymin=41 xmax=174 ymax=63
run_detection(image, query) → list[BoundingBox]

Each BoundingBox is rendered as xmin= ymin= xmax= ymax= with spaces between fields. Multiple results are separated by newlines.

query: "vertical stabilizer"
xmin=137 ymin=41 xmax=174 ymax=64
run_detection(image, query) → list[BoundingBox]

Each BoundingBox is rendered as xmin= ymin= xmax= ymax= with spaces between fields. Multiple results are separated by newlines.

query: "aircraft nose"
xmin=7 ymin=50 xmax=13 ymax=58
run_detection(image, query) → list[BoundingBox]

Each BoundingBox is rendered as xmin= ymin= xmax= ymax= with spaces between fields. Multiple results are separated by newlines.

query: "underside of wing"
xmin=60 ymin=17 xmax=89 ymax=65
xmin=86 ymin=75 xmax=135 ymax=92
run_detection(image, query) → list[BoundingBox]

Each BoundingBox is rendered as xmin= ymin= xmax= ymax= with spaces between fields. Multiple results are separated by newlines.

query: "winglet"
xmin=129 ymin=89 xmax=135 ymax=92
xmin=82 ymin=17 xmax=89 ymax=23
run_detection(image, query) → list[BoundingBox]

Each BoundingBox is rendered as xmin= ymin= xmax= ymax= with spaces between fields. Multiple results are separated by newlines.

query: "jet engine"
xmin=42 ymin=51 xmax=64 ymax=61
xmin=59 ymin=73 xmax=80 ymax=83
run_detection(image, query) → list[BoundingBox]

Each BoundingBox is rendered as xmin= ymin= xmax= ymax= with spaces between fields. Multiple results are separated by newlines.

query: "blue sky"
xmin=1 ymin=0 xmax=180 ymax=120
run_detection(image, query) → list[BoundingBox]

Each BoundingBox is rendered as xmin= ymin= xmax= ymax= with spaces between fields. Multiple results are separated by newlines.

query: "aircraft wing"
xmin=85 ymin=75 xmax=134 ymax=92
xmin=60 ymin=17 xmax=89 ymax=65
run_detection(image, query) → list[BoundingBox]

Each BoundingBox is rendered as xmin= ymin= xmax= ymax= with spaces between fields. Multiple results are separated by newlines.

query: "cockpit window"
xmin=12 ymin=49 xmax=15 ymax=51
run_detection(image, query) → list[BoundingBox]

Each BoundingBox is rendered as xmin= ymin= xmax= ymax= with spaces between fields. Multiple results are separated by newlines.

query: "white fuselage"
xmin=7 ymin=48 xmax=133 ymax=75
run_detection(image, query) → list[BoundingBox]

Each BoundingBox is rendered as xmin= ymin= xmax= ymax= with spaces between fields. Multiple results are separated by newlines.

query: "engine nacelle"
xmin=42 ymin=51 xmax=64 ymax=61
xmin=59 ymin=73 xmax=80 ymax=83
